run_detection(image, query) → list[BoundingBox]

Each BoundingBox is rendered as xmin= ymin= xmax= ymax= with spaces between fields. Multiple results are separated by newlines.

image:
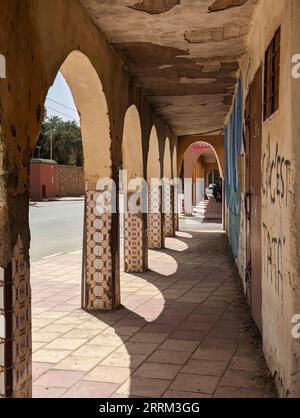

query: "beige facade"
xmin=226 ymin=0 xmax=300 ymax=397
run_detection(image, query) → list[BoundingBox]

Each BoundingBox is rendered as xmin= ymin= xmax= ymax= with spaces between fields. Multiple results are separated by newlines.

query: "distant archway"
xmin=147 ymin=125 xmax=160 ymax=181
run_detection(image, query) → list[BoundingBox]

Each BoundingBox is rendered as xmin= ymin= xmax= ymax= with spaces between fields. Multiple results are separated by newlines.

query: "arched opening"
xmin=30 ymin=51 xmax=114 ymax=397
xmin=163 ymin=137 xmax=172 ymax=180
xmin=121 ymin=105 xmax=147 ymax=273
xmin=147 ymin=126 xmax=160 ymax=181
xmin=180 ymin=141 xmax=223 ymax=227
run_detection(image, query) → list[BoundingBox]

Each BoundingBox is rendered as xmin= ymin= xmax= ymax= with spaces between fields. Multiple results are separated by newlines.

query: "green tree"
xmin=34 ymin=115 xmax=83 ymax=166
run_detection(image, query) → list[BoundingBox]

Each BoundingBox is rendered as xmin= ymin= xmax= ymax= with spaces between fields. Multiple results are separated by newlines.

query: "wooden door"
xmin=245 ymin=66 xmax=263 ymax=332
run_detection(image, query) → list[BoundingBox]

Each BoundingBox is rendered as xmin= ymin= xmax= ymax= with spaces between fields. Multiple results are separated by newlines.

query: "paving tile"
xmin=181 ymin=359 xmax=228 ymax=377
xmin=84 ymin=365 xmax=131 ymax=384
xmin=32 ymin=362 xmax=53 ymax=381
xmin=33 ymin=386 xmax=67 ymax=398
xmin=34 ymin=370 xmax=85 ymax=388
xmin=87 ymin=334 xmax=126 ymax=347
xmin=33 ymin=349 xmax=72 ymax=364
xmin=159 ymin=339 xmax=200 ymax=353
xmin=45 ymin=338 xmax=88 ymax=350
xmin=72 ymin=344 xmax=115 ymax=359
xmin=129 ymin=332 xmax=169 ymax=344
xmin=62 ymin=328 xmax=101 ymax=339
xmin=116 ymin=342 xmax=159 ymax=356
xmin=163 ymin=390 xmax=212 ymax=398
xmin=229 ymin=356 xmax=265 ymax=372
xmin=191 ymin=345 xmax=236 ymax=362
xmin=170 ymin=330 xmax=205 ymax=341
xmin=41 ymin=323 xmax=76 ymax=333
xmin=220 ymin=369 xmax=268 ymax=390
xmin=54 ymin=356 xmax=101 ymax=372
xmin=147 ymin=349 xmax=191 ymax=365
xmin=101 ymin=352 xmax=146 ymax=369
xmin=214 ymin=386 xmax=265 ymax=398
xmin=170 ymin=373 xmax=220 ymax=395
xmin=134 ymin=362 xmax=181 ymax=380
xmin=63 ymin=381 xmax=119 ymax=398
xmin=32 ymin=332 xmax=62 ymax=343
xmin=117 ymin=377 xmax=171 ymax=397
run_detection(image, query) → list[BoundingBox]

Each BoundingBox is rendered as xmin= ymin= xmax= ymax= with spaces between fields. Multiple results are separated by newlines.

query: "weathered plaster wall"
xmin=237 ymin=0 xmax=299 ymax=397
xmin=56 ymin=166 xmax=84 ymax=198
xmin=290 ymin=0 xmax=300 ymax=397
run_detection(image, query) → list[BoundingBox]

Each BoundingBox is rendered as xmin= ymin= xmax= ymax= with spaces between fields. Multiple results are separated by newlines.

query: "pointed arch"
xmin=147 ymin=125 xmax=160 ymax=181
xmin=60 ymin=50 xmax=112 ymax=189
xmin=122 ymin=105 xmax=143 ymax=180
xmin=163 ymin=137 xmax=172 ymax=179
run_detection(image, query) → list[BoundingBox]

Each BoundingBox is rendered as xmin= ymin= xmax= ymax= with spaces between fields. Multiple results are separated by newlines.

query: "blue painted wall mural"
xmin=225 ymin=79 xmax=243 ymax=258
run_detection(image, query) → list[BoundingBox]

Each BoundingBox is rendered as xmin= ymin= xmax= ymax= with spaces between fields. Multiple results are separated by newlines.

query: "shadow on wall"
xmin=224 ymin=79 xmax=243 ymax=259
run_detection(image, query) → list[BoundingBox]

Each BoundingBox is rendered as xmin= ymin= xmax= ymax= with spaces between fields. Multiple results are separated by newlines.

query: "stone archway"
xmin=181 ymin=140 xmax=223 ymax=218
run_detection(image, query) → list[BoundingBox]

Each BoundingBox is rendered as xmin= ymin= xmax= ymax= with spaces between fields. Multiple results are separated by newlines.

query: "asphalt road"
xmin=29 ymin=200 xmax=84 ymax=261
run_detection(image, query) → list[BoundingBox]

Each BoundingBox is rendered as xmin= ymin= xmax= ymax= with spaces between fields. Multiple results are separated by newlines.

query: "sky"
xmin=45 ymin=72 xmax=80 ymax=124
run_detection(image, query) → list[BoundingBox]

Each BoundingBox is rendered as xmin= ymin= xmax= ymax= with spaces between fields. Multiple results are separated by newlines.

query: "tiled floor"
xmin=31 ymin=225 xmax=277 ymax=398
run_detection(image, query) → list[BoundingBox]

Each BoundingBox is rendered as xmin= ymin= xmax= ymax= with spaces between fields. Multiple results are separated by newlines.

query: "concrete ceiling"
xmin=80 ymin=0 xmax=259 ymax=136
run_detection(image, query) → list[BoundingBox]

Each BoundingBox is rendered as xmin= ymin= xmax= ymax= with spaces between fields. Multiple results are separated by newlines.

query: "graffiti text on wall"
xmin=0 ymin=54 xmax=6 ymax=78
xmin=224 ymin=79 xmax=243 ymax=259
xmin=292 ymin=54 xmax=300 ymax=79
xmin=262 ymin=137 xmax=291 ymax=206
xmin=263 ymin=223 xmax=285 ymax=300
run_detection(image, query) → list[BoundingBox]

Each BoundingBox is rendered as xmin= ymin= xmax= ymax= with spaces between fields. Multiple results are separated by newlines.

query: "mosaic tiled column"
xmin=148 ymin=184 xmax=164 ymax=249
xmin=124 ymin=191 xmax=148 ymax=273
xmin=83 ymin=191 xmax=120 ymax=310
xmin=163 ymin=183 xmax=175 ymax=237
xmin=174 ymin=184 xmax=179 ymax=232
xmin=0 ymin=236 xmax=32 ymax=398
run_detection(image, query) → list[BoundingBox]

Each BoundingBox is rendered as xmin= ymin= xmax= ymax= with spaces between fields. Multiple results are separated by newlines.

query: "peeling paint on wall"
xmin=208 ymin=0 xmax=248 ymax=13
xmin=225 ymin=79 xmax=243 ymax=259
xmin=129 ymin=0 xmax=180 ymax=15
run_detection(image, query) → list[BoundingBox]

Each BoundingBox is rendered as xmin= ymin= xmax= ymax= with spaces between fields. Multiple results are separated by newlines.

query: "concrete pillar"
xmin=184 ymin=178 xmax=193 ymax=215
xmin=124 ymin=193 xmax=148 ymax=273
xmin=83 ymin=190 xmax=120 ymax=310
xmin=196 ymin=178 xmax=205 ymax=205
xmin=148 ymin=184 xmax=164 ymax=249
xmin=174 ymin=183 xmax=179 ymax=231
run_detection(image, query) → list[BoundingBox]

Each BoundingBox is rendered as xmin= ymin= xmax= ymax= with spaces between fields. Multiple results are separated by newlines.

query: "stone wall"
xmin=56 ymin=165 xmax=84 ymax=197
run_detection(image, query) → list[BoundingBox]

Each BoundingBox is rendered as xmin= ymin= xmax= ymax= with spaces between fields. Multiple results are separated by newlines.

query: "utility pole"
xmin=50 ymin=126 xmax=53 ymax=160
